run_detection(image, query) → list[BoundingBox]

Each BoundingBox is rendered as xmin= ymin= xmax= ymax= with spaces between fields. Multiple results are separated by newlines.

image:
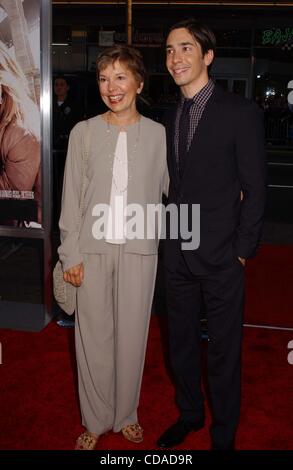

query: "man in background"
xmin=53 ymin=75 xmax=82 ymax=326
xmin=53 ymin=75 xmax=82 ymax=151
xmin=53 ymin=76 xmax=82 ymax=226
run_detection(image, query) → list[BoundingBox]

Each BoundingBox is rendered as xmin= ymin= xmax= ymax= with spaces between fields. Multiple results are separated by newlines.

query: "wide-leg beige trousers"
xmin=75 ymin=245 xmax=158 ymax=435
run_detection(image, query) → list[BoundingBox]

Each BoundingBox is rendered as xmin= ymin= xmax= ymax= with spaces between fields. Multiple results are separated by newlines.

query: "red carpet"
xmin=0 ymin=315 xmax=292 ymax=450
xmin=244 ymin=245 xmax=293 ymax=327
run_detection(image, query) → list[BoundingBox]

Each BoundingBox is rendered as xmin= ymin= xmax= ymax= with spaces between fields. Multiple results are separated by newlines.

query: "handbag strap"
xmin=76 ymin=120 xmax=91 ymax=233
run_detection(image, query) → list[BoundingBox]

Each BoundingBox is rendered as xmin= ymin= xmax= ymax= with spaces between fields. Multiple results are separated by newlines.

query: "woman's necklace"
xmin=106 ymin=112 xmax=141 ymax=193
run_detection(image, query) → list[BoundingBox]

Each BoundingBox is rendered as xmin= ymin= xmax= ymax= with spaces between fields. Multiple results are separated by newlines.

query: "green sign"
xmin=262 ymin=28 xmax=293 ymax=46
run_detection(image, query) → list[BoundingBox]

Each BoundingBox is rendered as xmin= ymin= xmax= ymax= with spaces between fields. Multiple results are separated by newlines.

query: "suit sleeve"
xmin=58 ymin=121 xmax=85 ymax=272
xmin=234 ymin=102 xmax=267 ymax=259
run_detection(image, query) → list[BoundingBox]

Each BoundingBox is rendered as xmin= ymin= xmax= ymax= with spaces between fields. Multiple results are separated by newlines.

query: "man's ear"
xmin=204 ymin=49 xmax=214 ymax=67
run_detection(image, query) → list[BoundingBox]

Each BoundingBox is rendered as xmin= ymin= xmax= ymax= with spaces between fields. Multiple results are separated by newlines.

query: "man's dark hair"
xmin=54 ymin=75 xmax=70 ymax=86
xmin=167 ymin=18 xmax=216 ymax=56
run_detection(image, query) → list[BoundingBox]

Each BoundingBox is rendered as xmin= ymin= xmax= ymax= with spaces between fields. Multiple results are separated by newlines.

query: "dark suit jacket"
xmin=53 ymin=96 xmax=83 ymax=150
xmin=164 ymin=84 xmax=267 ymax=273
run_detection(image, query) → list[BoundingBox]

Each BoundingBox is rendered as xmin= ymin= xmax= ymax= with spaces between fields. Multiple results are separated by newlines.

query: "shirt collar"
xmin=180 ymin=78 xmax=215 ymax=109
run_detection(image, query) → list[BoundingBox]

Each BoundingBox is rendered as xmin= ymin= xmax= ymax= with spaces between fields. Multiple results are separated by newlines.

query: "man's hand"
xmin=238 ymin=257 xmax=246 ymax=267
xmin=64 ymin=263 xmax=84 ymax=287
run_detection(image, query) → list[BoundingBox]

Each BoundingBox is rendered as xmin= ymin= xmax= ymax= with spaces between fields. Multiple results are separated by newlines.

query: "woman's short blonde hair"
xmin=96 ymin=45 xmax=146 ymax=84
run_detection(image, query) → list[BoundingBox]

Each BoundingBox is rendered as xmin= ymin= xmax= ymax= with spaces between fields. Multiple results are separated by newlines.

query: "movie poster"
xmin=0 ymin=0 xmax=41 ymax=228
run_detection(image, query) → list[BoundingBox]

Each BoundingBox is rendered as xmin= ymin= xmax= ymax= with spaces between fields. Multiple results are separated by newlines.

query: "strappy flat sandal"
xmin=121 ymin=423 xmax=144 ymax=443
xmin=75 ymin=431 xmax=99 ymax=450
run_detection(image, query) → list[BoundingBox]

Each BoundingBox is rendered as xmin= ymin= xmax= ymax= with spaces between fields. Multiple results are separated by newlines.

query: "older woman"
xmin=58 ymin=45 xmax=168 ymax=450
xmin=0 ymin=41 xmax=41 ymax=223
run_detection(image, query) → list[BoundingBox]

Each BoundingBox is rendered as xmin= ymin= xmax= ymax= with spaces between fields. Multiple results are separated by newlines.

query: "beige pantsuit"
xmin=59 ymin=115 xmax=168 ymax=436
xmin=75 ymin=246 xmax=158 ymax=435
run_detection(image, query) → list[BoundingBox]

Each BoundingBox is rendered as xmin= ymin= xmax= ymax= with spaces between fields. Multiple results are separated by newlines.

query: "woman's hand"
xmin=64 ymin=263 xmax=84 ymax=287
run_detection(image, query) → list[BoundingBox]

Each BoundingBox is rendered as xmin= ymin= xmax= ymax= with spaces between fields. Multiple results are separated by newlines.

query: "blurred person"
xmin=53 ymin=76 xmax=83 ymax=230
xmin=53 ymin=75 xmax=82 ymax=151
xmin=57 ymin=45 xmax=168 ymax=450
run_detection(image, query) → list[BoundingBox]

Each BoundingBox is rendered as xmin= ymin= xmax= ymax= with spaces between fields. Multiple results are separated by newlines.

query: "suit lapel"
xmin=166 ymin=106 xmax=180 ymax=186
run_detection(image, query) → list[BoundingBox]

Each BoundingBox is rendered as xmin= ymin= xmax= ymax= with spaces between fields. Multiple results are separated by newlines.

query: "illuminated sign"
xmin=262 ymin=28 xmax=293 ymax=46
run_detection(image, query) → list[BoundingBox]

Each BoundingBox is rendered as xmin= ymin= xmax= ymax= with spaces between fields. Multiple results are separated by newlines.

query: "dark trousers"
xmin=166 ymin=251 xmax=244 ymax=448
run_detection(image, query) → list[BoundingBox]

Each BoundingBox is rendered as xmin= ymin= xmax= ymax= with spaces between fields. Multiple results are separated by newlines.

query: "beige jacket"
xmin=58 ymin=115 xmax=169 ymax=271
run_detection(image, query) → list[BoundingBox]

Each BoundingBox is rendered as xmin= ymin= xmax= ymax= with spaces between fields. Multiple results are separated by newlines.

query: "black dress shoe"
xmin=157 ymin=418 xmax=204 ymax=448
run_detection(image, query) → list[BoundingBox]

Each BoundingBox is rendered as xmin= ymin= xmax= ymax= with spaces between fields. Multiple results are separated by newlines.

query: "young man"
xmin=157 ymin=19 xmax=267 ymax=450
